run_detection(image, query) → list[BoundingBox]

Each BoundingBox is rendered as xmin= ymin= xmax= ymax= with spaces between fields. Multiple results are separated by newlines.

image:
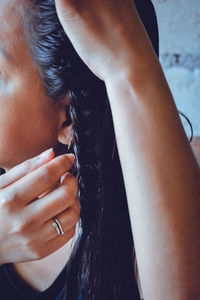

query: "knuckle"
xmin=15 ymin=221 xmax=27 ymax=234
xmin=58 ymin=188 xmax=69 ymax=206
xmin=0 ymin=192 xmax=9 ymax=207
xmin=72 ymin=176 xmax=78 ymax=190
xmin=70 ymin=208 xmax=80 ymax=225
xmin=71 ymin=197 xmax=80 ymax=213
xmin=65 ymin=172 xmax=74 ymax=181
xmin=0 ymin=191 xmax=18 ymax=212
xmin=21 ymin=159 xmax=32 ymax=171
xmin=67 ymin=173 xmax=78 ymax=189
xmin=55 ymin=155 xmax=70 ymax=173
xmin=63 ymin=174 xmax=78 ymax=197
xmin=23 ymin=236 xmax=33 ymax=249
xmin=59 ymin=155 xmax=71 ymax=169
xmin=16 ymin=218 xmax=34 ymax=234
xmin=35 ymin=249 xmax=45 ymax=260
xmin=73 ymin=200 xmax=80 ymax=216
xmin=26 ymin=240 xmax=45 ymax=260
xmin=41 ymin=166 xmax=54 ymax=183
xmin=29 ymin=247 xmax=44 ymax=260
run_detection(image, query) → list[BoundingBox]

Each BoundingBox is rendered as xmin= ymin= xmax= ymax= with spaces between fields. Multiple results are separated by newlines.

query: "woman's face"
xmin=0 ymin=1 xmax=69 ymax=170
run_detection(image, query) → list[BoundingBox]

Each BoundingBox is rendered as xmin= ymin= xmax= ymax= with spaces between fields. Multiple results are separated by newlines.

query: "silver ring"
xmin=52 ymin=217 xmax=64 ymax=236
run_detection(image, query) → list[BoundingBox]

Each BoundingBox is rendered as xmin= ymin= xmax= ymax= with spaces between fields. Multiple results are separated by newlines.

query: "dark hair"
xmin=22 ymin=1 xmax=161 ymax=299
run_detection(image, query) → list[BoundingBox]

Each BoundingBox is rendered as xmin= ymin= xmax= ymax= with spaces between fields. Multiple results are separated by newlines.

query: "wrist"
xmin=103 ymin=23 xmax=160 ymax=85
xmin=105 ymin=53 xmax=166 ymax=105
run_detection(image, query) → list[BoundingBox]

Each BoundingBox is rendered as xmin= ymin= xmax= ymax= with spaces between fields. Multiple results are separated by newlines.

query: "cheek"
xmin=0 ymin=94 xmax=59 ymax=170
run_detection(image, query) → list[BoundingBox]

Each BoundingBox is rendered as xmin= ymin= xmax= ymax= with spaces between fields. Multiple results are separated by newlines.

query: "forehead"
xmin=0 ymin=1 xmax=32 ymax=67
xmin=0 ymin=0 xmax=24 ymax=26
xmin=0 ymin=1 xmax=25 ymax=48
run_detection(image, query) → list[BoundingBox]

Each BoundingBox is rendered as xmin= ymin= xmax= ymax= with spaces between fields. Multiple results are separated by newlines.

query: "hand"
xmin=0 ymin=149 xmax=80 ymax=264
xmin=55 ymin=0 xmax=149 ymax=81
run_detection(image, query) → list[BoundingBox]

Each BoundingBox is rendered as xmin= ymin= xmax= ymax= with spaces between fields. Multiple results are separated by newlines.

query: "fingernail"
xmin=38 ymin=148 xmax=54 ymax=159
xmin=67 ymin=153 xmax=75 ymax=164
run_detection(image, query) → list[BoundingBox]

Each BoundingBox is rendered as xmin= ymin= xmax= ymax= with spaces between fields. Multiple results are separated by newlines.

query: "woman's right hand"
xmin=0 ymin=149 xmax=80 ymax=265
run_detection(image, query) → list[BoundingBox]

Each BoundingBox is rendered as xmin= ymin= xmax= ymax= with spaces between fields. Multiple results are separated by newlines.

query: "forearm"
xmin=54 ymin=0 xmax=200 ymax=297
xmin=105 ymin=59 xmax=200 ymax=299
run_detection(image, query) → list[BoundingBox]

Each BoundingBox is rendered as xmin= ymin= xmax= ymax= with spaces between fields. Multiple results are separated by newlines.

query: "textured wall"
xmin=151 ymin=0 xmax=200 ymax=137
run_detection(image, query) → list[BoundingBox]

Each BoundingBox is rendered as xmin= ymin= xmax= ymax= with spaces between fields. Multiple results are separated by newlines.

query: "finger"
xmin=5 ymin=154 xmax=75 ymax=205
xmin=41 ymin=227 xmax=76 ymax=258
xmin=40 ymin=206 xmax=80 ymax=242
xmin=38 ymin=171 xmax=77 ymax=199
xmin=37 ymin=182 xmax=60 ymax=199
xmin=0 ymin=148 xmax=54 ymax=189
xmin=28 ymin=174 xmax=79 ymax=223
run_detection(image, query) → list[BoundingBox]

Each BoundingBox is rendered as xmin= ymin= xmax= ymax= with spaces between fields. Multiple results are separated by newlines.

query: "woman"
xmin=0 ymin=0 xmax=200 ymax=299
xmin=0 ymin=1 xmax=158 ymax=299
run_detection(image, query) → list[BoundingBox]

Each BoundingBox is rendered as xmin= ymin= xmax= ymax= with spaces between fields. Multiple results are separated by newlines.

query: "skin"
xmin=0 ymin=0 xmax=80 ymax=291
xmin=55 ymin=0 xmax=200 ymax=299
xmin=1 ymin=0 xmax=200 ymax=297
xmin=0 ymin=0 xmax=70 ymax=170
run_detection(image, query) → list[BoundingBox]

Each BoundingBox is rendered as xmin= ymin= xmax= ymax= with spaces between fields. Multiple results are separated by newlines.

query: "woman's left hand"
xmin=55 ymin=0 xmax=149 ymax=81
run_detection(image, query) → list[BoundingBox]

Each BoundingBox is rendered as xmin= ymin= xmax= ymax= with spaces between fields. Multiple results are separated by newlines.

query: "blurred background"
xmin=151 ymin=0 xmax=200 ymax=138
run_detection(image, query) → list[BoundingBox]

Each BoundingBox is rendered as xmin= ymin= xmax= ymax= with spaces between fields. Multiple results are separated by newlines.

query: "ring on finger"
xmin=52 ymin=216 xmax=64 ymax=236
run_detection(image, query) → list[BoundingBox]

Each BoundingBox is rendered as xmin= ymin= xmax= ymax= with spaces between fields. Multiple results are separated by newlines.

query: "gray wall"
xmin=151 ymin=0 xmax=200 ymax=137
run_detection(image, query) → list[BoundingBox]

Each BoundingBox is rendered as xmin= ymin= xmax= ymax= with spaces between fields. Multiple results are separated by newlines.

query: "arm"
xmin=105 ymin=54 xmax=200 ymax=300
xmin=55 ymin=1 xmax=200 ymax=298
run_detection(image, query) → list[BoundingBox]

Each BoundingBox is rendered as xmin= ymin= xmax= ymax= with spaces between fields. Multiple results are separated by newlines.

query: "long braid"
xmin=63 ymin=80 xmax=140 ymax=299
xmin=24 ymin=2 xmax=112 ymax=298
xmin=66 ymin=83 xmax=107 ymax=299
xmin=23 ymin=1 xmax=162 ymax=299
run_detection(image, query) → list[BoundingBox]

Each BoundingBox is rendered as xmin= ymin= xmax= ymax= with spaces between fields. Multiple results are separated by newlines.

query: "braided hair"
xmin=22 ymin=1 xmax=159 ymax=299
